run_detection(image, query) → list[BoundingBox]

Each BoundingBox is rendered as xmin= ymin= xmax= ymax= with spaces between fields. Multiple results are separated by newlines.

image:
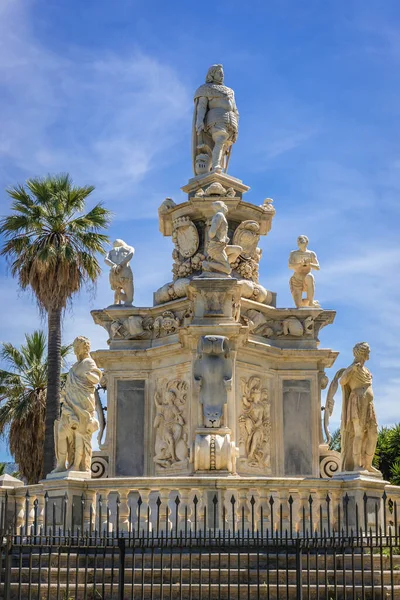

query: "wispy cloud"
xmin=0 ymin=0 xmax=191 ymax=218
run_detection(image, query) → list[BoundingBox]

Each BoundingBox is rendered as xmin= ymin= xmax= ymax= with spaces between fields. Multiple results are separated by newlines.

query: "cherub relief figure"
xmin=239 ymin=376 xmax=271 ymax=469
xmin=153 ymin=380 xmax=188 ymax=469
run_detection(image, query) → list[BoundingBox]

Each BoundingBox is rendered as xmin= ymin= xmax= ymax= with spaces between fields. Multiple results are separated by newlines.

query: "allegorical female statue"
xmin=193 ymin=64 xmax=239 ymax=174
xmin=339 ymin=342 xmax=380 ymax=474
xmin=52 ymin=336 xmax=101 ymax=474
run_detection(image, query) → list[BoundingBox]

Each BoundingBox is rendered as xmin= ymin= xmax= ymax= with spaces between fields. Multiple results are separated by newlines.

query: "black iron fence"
xmin=0 ymin=490 xmax=400 ymax=599
xmin=0 ymin=530 xmax=399 ymax=599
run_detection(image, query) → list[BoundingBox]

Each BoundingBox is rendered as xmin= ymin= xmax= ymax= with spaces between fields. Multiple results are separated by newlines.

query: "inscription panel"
xmin=283 ymin=380 xmax=312 ymax=475
xmin=116 ymin=380 xmax=145 ymax=476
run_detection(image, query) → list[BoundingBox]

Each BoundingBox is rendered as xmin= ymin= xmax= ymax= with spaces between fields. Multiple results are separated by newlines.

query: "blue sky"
xmin=0 ymin=0 xmax=399 ymax=461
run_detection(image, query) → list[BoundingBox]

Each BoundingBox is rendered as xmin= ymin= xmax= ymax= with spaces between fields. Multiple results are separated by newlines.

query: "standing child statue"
xmin=52 ymin=336 xmax=101 ymax=474
xmin=105 ymin=239 xmax=135 ymax=305
xmin=288 ymin=235 xmax=320 ymax=308
xmin=202 ymin=201 xmax=242 ymax=276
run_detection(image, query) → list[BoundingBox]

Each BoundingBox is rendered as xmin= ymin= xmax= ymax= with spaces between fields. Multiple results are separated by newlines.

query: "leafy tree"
xmin=374 ymin=424 xmax=400 ymax=485
xmin=329 ymin=427 xmax=341 ymax=453
xmin=0 ymin=175 xmax=111 ymax=475
xmin=0 ymin=331 xmax=70 ymax=483
xmin=0 ymin=463 xmax=5 ymax=476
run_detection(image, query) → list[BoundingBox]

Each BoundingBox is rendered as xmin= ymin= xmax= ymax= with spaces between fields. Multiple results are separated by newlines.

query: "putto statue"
xmin=52 ymin=337 xmax=101 ymax=474
xmin=202 ymin=201 xmax=242 ymax=276
xmin=105 ymin=239 xmax=135 ymax=305
xmin=339 ymin=342 xmax=380 ymax=474
xmin=288 ymin=235 xmax=320 ymax=308
xmin=193 ymin=64 xmax=239 ymax=174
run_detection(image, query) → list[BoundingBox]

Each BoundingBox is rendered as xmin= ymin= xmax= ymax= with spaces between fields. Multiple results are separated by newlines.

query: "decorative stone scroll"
xmin=153 ymin=379 xmax=189 ymax=470
xmin=242 ymin=310 xmax=315 ymax=339
xmin=239 ymin=376 xmax=271 ymax=469
xmin=91 ymin=455 xmax=109 ymax=479
xmin=109 ymin=310 xmax=182 ymax=340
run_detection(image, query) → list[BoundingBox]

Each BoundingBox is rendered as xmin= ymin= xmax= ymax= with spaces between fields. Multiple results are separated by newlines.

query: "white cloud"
xmin=0 ymin=0 xmax=191 ymax=217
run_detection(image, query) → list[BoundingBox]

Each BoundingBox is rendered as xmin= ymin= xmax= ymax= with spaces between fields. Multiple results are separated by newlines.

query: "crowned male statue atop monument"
xmin=193 ymin=64 xmax=239 ymax=174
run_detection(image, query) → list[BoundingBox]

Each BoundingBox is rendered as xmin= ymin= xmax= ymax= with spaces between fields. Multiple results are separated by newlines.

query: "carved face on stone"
xmin=206 ymin=64 xmax=224 ymax=84
xmin=195 ymin=153 xmax=212 ymax=175
xmin=165 ymin=390 xmax=176 ymax=405
xmin=73 ymin=336 xmax=91 ymax=360
xmin=212 ymin=200 xmax=228 ymax=215
xmin=297 ymin=235 xmax=309 ymax=251
xmin=353 ymin=342 xmax=370 ymax=363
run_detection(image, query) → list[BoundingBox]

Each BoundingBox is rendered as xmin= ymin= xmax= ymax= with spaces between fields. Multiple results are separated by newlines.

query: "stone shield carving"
xmin=172 ymin=217 xmax=199 ymax=258
xmin=232 ymin=220 xmax=260 ymax=259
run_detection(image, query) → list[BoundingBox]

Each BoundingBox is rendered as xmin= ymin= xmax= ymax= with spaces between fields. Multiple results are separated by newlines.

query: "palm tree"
xmin=0 ymin=174 xmax=111 ymax=475
xmin=0 ymin=331 xmax=70 ymax=483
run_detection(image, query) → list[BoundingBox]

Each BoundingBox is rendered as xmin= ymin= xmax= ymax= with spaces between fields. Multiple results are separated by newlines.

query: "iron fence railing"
xmin=0 ymin=530 xmax=399 ymax=599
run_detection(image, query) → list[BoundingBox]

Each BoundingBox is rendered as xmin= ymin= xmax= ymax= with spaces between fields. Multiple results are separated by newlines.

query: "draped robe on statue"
xmin=340 ymin=364 xmax=377 ymax=472
xmin=57 ymin=358 xmax=101 ymax=472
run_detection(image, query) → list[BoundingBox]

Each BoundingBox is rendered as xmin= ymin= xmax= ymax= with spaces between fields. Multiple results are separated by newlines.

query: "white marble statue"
xmin=340 ymin=342 xmax=380 ymax=474
xmin=288 ymin=235 xmax=320 ymax=308
xmin=105 ymin=239 xmax=134 ymax=305
xmin=193 ymin=64 xmax=239 ymax=173
xmin=52 ymin=336 xmax=101 ymax=474
xmin=202 ymin=201 xmax=242 ymax=276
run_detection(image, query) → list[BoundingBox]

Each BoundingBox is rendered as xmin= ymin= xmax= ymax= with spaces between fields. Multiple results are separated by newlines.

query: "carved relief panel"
xmin=237 ymin=375 xmax=272 ymax=474
xmin=153 ymin=378 xmax=190 ymax=474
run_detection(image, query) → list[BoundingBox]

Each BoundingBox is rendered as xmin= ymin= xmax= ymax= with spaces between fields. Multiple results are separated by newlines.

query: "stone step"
xmin=8 ymin=549 xmax=400 ymax=570
xmin=7 ymin=565 xmax=400 ymax=586
xmin=0 ymin=581 xmax=397 ymax=599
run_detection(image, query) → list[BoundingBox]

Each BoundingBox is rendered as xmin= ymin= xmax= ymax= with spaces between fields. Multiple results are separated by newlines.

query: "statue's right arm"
xmin=195 ymin=97 xmax=208 ymax=132
xmin=340 ymin=365 xmax=355 ymax=386
xmin=208 ymin=213 xmax=222 ymax=240
xmin=104 ymin=254 xmax=115 ymax=268
xmin=288 ymin=252 xmax=296 ymax=270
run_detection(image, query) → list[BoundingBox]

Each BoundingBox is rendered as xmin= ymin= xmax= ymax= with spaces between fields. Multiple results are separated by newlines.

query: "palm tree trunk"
xmin=43 ymin=307 xmax=62 ymax=477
